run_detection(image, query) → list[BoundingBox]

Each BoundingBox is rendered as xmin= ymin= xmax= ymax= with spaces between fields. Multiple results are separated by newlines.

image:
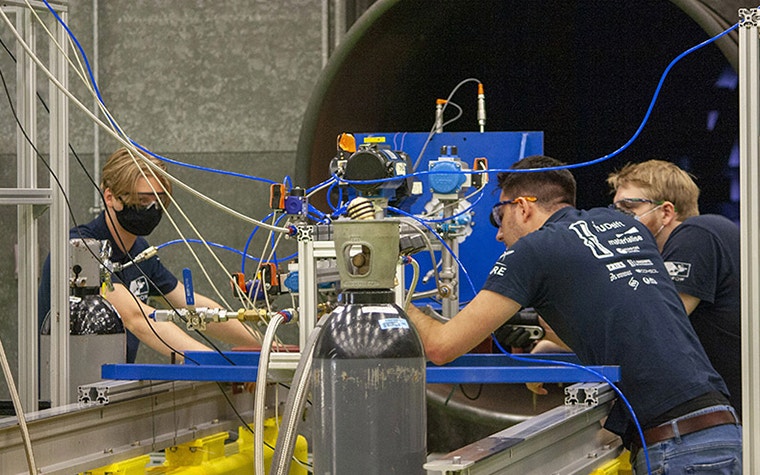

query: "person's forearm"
xmin=205 ymin=319 xmax=262 ymax=347
xmin=125 ymin=317 xmax=210 ymax=358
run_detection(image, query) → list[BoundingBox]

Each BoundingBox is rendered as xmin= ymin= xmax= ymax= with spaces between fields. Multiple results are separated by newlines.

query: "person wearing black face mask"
xmin=114 ymin=199 xmax=164 ymax=236
xmin=38 ymin=147 xmax=262 ymax=365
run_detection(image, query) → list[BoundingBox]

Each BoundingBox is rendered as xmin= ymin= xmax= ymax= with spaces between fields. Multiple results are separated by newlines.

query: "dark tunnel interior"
xmin=298 ymin=0 xmax=740 ymax=220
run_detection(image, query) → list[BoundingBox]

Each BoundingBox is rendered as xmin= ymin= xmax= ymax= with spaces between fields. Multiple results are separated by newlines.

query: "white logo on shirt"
xmin=569 ymin=220 xmax=614 ymax=259
xmin=129 ymin=276 xmax=150 ymax=302
xmin=665 ymin=261 xmax=691 ymax=282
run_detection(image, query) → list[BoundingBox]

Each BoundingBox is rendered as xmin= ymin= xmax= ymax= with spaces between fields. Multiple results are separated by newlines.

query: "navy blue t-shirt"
xmin=662 ymin=214 xmax=741 ymax=416
xmin=39 ymin=212 xmax=178 ymax=363
xmin=482 ymin=207 xmax=727 ymax=436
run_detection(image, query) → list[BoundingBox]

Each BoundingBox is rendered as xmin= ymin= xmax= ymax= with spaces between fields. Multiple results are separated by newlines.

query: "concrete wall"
xmin=0 ymin=0 xmax=325 ymax=400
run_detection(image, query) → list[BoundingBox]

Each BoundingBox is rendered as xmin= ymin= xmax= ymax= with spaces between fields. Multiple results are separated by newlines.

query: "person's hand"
xmin=493 ymin=308 xmax=543 ymax=349
xmin=526 ymin=382 xmax=548 ymax=395
xmin=494 ymin=324 xmax=534 ymax=347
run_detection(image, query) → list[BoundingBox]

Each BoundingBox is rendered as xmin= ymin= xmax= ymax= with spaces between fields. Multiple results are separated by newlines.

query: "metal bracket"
xmin=564 ymin=382 xmax=612 ymax=407
xmin=740 ymin=8 xmax=760 ymax=28
xmin=296 ymin=224 xmax=314 ymax=242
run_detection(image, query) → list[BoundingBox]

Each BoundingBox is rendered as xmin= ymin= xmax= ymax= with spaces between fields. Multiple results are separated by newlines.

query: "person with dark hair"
xmin=608 ymin=159 xmax=741 ymax=418
xmin=406 ymin=155 xmax=741 ymax=474
xmin=39 ymin=147 xmax=261 ymax=363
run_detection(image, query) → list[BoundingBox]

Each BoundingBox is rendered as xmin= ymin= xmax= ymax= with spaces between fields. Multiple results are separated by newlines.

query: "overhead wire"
xmin=16 ymin=0 xmax=289 ymax=327
xmin=14 ymin=4 xmax=743 ymax=473
xmin=0 ymin=58 xmax=212 ymax=364
xmin=0 ymin=5 xmax=289 ymax=236
xmin=7 ymin=3 xmax=300 ymax=465
xmin=1 ymin=6 xmax=259 ymax=363
xmin=35 ymin=0 xmax=276 ymax=187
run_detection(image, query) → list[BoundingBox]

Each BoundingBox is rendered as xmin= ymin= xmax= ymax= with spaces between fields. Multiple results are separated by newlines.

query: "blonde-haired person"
xmin=39 ymin=147 xmax=261 ymax=363
xmin=608 ymin=159 xmax=741 ymax=418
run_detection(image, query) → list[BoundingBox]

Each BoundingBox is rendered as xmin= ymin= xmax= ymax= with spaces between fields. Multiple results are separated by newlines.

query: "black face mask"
xmin=115 ymin=203 xmax=162 ymax=236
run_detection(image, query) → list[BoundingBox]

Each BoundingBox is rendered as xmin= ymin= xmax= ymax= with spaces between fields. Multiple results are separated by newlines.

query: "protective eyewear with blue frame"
xmin=490 ymin=196 xmax=538 ymax=228
xmin=608 ymin=197 xmax=663 ymax=217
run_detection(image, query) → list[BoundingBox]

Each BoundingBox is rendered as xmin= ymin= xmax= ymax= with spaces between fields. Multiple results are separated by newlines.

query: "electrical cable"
xmin=215 ymin=381 xmax=312 ymax=470
xmin=458 ymin=383 xmax=483 ymax=401
xmin=440 ymin=100 xmax=463 ymax=129
xmin=157 ymin=239 xmax=259 ymax=263
xmin=412 ymin=78 xmax=482 ymax=171
xmin=389 ymin=206 xmax=477 ymax=297
xmin=1 ymin=7 xmax=289 ymax=237
xmin=35 ymin=0 xmax=276 ymax=187
xmin=306 ymin=176 xmax=337 ymax=197
xmin=0 ymin=60 xmax=212 ymax=365
xmin=491 ymin=337 xmax=652 ymax=475
xmin=399 ymin=217 xmax=442 ymax=295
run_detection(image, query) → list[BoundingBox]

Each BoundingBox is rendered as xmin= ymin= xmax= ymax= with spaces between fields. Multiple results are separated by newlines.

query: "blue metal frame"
xmin=102 ymin=352 xmax=619 ymax=385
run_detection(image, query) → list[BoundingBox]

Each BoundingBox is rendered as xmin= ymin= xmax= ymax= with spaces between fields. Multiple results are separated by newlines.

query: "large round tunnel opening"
xmin=297 ymin=0 xmax=740 ymax=218
xmin=294 ymin=0 xmax=742 ymax=454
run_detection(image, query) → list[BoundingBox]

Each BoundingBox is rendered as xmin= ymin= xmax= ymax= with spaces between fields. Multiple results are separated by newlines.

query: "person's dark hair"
xmin=496 ymin=155 xmax=576 ymax=208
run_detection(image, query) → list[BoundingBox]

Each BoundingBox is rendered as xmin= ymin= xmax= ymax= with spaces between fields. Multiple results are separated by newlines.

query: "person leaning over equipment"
xmin=607 ymin=159 xmax=741 ymax=418
xmin=38 ymin=147 xmax=262 ymax=363
xmin=405 ymin=155 xmax=741 ymax=475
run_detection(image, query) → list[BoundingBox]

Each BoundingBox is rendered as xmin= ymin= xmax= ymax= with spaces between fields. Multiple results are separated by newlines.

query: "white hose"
xmin=0 ymin=338 xmax=37 ymax=473
xmin=404 ymin=256 xmax=420 ymax=311
xmin=271 ymin=317 xmax=328 ymax=475
xmin=254 ymin=312 xmax=285 ymax=475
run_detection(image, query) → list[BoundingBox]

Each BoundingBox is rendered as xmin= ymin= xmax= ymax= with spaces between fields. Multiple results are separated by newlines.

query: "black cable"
xmin=215 ymin=382 xmax=313 ymax=470
xmin=458 ymin=383 xmax=483 ymax=401
xmin=0 ymin=39 xmax=235 ymax=365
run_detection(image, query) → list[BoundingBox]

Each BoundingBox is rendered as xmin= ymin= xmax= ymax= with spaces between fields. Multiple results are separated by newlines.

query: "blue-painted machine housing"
xmin=351 ymin=131 xmax=543 ymax=306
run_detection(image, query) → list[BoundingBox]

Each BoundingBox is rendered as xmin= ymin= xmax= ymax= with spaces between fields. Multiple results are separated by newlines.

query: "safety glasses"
xmin=608 ymin=197 xmax=662 ymax=217
xmin=490 ymin=196 xmax=537 ymax=228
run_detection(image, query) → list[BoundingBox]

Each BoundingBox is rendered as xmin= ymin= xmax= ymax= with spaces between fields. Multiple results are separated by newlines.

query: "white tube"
xmin=0 ymin=338 xmax=37 ymax=473
xmin=254 ymin=312 xmax=285 ymax=475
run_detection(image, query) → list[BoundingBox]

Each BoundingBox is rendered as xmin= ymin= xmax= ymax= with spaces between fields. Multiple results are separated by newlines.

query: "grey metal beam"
xmin=0 ymin=382 xmax=255 ymax=474
xmin=0 ymin=188 xmax=52 ymax=205
xmin=738 ymin=7 xmax=760 ymax=475
xmin=424 ymin=383 xmax=622 ymax=475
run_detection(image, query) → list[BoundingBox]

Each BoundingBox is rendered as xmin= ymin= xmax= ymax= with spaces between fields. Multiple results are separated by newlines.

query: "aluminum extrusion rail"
xmin=425 ymin=383 xmax=623 ymax=475
xmin=0 ymin=381 xmax=254 ymax=474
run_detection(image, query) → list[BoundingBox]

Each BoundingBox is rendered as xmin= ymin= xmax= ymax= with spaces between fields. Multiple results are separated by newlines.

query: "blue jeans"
xmin=633 ymin=405 xmax=742 ymax=475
